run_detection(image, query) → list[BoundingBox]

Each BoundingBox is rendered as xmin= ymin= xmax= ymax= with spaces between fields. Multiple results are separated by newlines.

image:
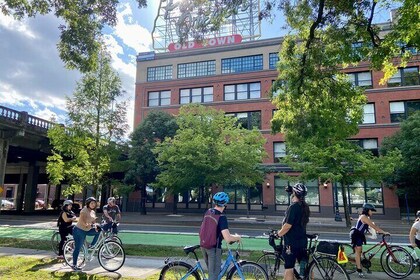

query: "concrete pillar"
xmin=15 ymin=168 xmax=25 ymax=212
xmin=24 ymin=161 xmax=39 ymax=213
xmin=0 ymin=138 xmax=9 ymax=214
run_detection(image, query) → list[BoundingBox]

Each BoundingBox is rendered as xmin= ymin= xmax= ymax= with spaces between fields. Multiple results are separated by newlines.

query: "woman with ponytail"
xmin=277 ymin=183 xmax=310 ymax=280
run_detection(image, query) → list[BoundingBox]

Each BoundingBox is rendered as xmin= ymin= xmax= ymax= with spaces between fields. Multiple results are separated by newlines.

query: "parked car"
xmin=1 ymin=199 xmax=15 ymax=209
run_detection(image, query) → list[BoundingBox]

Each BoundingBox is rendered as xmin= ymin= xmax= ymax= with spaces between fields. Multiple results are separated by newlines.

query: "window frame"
xmin=348 ymin=71 xmax=373 ymax=89
xmin=269 ymin=53 xmax=279 ymax=69
xmin=226 ymin=111 xmax=261 ymax=130
xmin=390 ymin=100 xmax=420 ymax=122
xmin=148 ymin=90 xmax=171 ymax=107
xmin=388 ymin=67 xmax=420 ymax=87
xmin=362 ymin=103 xmax=376 ymax=124
xmin=147 ymin=65 xmax=172 ymax=82
xmin=223 ymin=82 xmax=261 ymax=101
xmin=273 ymin=142 xmax=286 ymax=162
xmin=179 ymin=87 xmax=214 ymax=104
xmin=221 ymin=54 xmax=263 ymax=74
xmin=177 ymin=60 xmax=216 ymax=79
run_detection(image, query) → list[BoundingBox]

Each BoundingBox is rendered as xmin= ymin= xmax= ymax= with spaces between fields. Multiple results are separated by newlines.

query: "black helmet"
xmin=292 ymin=183 xmax=307 ymax=198
xmin=85 ymin=197 xmax=97 ymax=206
xmin=362 ymin=203 xmax=376 ymax=212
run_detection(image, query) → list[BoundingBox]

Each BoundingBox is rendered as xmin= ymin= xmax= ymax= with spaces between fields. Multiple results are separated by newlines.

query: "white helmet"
xmin=107 ymin=197 xmax=116 ymax=203
xmin=63 ymin=200 xmax=73 ymax=206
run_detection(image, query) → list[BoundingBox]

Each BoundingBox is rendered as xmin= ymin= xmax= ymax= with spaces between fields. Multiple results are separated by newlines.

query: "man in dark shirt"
xmin=102 ymin=197 xmax=121 ymax=234
xmin=277 ymin=183 xmax=310 ymax=280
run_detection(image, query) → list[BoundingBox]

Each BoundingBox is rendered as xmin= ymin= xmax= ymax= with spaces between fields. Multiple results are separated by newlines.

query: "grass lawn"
xmin=0 ymin=256 xmax=143 ymax=279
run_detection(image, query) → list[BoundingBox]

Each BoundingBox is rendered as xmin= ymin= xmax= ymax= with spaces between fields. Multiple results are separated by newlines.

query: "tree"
xmin=125 ymin=110 xmax=178 ymax=214
xmin=381 ymin=111 xmax=420 ymax=199
xmin=47 ymin=49 xmax=128 ymax=198
xmin=265 ymin=0 xmax=407 ymax=226
xmin=153 ymin=104 xmax=267 ymax=213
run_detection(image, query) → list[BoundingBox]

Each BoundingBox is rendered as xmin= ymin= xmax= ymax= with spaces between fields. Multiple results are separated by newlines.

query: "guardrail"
xmin=0 ymin=105 xmax=54 ymax=132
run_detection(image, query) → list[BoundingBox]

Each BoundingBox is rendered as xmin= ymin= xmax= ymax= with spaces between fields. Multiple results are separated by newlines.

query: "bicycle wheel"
xmin=98 ymin=241 xmax=125 ymax=272
xmin=308 ymin=257 xmax=350 ymax=280
xmin=381 ymin=246 xmax=413 ymax=279
xmin=340 ymin=243 xmax=357 ymax=274
xmin=159 ymin=261 xmax=200 ymax=280
xmin=227 ymin=261 xmax=269 ymax=280
xmin=256 ymin=251 xmax=285 ymax=279
xmin=106 ymin=235 xmax=122 ymax=245
xmin=51 ymin=231 xmax=60 ymax=255
xmin=63 ymin=239 xmax=86 ymax=268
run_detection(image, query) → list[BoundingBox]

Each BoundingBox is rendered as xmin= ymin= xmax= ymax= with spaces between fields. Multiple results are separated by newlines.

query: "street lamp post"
xmin=334 ymin=182 xmax=342 ymax=222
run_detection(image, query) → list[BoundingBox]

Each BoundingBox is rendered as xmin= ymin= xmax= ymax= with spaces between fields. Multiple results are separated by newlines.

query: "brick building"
xmin=132 ymin=33 xmax=420 ymax=219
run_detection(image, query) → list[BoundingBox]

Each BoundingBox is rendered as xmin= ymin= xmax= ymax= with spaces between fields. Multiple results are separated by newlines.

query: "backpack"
xmin=199 ymin=208 xmax=223 ymax=249
xmin=57 ymin=211 xmax=64 ymax=227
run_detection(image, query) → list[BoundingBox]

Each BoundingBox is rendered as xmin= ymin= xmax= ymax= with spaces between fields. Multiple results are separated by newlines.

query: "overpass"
xmin=0 ymin=105 xmax=53 ymax=213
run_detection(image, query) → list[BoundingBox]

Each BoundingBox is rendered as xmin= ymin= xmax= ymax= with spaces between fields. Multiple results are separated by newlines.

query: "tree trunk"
xmin=341 ymin=180 xmax=351 ymax=227
xmin=172 ymin=194 xmax=178 ymax=214
xmin=140 ymin=185 xmax=147 ymax=215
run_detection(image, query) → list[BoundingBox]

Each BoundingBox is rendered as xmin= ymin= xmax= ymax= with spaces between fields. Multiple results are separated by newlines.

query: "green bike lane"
xmin=0 ymin=226 xmax=269 ymax=251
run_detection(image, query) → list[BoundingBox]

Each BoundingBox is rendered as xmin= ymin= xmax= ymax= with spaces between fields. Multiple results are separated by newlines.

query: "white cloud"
xmin=0 ymin=14 xmax=36 ymax=39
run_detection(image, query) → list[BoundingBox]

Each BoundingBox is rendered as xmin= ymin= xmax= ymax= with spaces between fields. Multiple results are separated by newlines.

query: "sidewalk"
xmin=0 ymin=246 xmax=418 ymax=279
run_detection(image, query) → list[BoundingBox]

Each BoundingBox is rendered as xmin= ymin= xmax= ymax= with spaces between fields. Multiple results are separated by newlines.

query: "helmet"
xmin=63 ymin=200 xmax=73 ymax=206
xmin=213 ymin=192 xmax=229 ymax=207
xmin=362 ymin=203 xmax=377 ymax=212
xmin=107 ymin=197 xmax=116 ymax=203
xmin=292 ymin=183 xmax=307 ymax=198
xmin=416 ymin=210 xmax=420 ymax=217
xmin=85 ymin=197 xmax=97 ymax=206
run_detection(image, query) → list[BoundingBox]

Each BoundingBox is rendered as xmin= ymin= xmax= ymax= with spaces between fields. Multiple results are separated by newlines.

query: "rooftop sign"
xmin=168 ymin=34 xmax=242 ymax=52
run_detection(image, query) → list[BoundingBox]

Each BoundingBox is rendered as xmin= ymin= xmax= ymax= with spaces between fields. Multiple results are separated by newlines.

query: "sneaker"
xmin=358 ymin=272 xmax=366 ymax=278
xmin=71 ymin=265 xmax=82 ymax=272
xmin=57 ymin=255 xmax=64 ymax=260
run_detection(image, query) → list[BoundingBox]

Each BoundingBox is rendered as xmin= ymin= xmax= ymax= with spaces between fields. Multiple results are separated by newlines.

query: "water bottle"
xmin=299 ymin=260 xmax=307 ymax=276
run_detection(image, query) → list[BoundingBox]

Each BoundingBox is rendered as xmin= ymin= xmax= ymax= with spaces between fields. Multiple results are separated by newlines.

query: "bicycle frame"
xmin=182 ymin=246 xmax=245 ymax=280
xmin=361 ymin=234 xmax=397 ymax=262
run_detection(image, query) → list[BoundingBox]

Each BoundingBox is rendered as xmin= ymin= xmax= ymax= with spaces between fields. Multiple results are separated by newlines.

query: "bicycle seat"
xmin=306 ymin=234 xmax=318 ymax=240
xmin=183 ymin=245 xmax=200 ymax=254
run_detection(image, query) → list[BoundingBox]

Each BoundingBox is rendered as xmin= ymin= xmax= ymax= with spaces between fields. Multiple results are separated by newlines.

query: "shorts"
xmin=282 ymin=245 xmax=307 ymax=269
xmin=416 ymin=239 xmax=420 ymax=247
xmin=353 ymin=236 xmax=364 ymax=247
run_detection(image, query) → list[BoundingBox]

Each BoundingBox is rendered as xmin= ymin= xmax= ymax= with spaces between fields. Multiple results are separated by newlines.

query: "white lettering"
xmin=227 ymin=36 xmax=235 ymax=44
xmin=188 ymin=41 xmax=195 ymax=49
xmin=216 ymin=37 xmax=227 ymax=44
xmin=174 ymin=43 xmax=181 ymax=50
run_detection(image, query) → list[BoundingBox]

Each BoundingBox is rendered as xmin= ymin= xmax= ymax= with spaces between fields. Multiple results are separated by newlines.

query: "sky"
xmin=0 ymin=0 xmax=393 ymax=134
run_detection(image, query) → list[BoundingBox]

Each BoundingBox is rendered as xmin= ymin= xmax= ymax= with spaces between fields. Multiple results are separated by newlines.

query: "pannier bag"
xmin=316 ymin=241 xmax=340 ymax=256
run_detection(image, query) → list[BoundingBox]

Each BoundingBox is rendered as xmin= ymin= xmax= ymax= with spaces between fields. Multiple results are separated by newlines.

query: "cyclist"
xmin=277 ymin=183 xmax=310 ymax=280
xmin=72 ymin=196 xmax=100 ymax=271
xmin=200 ymin=192 xmax=241 ymax=280
xmin=102 ymin=197 xmax=121 ymax=234
xmin=57 ymin=199 xmax=77 ymax=259
xmin=409 ymin=210 xmax=420 ymax=249
xmin=350 ymin=202 xmax=390 ymax=278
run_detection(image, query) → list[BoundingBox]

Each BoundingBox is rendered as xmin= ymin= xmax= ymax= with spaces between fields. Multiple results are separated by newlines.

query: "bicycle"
xmin=102 ymin=222 xmax=122 ymax=245
xmin=257 ymin=230 xmax=350 ymax=280
xmin=159 ymin=241 xmax=269 ymax=280
xmin=63 ymin=225 xmax=125 ymax=272
xmin=340 ymin=233 xmax=413 ymax=279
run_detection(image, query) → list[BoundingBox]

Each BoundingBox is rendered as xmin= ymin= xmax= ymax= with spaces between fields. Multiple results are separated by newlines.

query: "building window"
xmin=180 ymin=87 xmax=213 ymax=104
xmin=224 ymin=82 xmax=261 ymax=100
xmin=351 ymin=138 xmax=378 ymax=156
xmin=274 ymin=178 xmax=319 ymax=206
xmin=269 ymin=53 xmax=279 ymax=69
xmin=388 ymin=67 xmax=420 ymax=87
xmin=177 ymin=60 xmax=216 ymax=79
xmin=337 ymin=180 xmax=383 ymax=214
xmin=148 ymin=90 xmax=171 ymax=107
xmin=222 ymin=55 xmax=263 ymax=74
xmin=273 ymin=142 xmax=286 ymax=162
xmin=147 ymin=65 xmax=172 ymax=81
xmin=362 ymin=103 xmax=375 ymax=124
xmin=348 ymin=71 xmax=373 ymax=89
xmin=390 ymin=100 xmax=420 ymax=122
xmin=226 ymin=111 xmax=261 ymax=130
